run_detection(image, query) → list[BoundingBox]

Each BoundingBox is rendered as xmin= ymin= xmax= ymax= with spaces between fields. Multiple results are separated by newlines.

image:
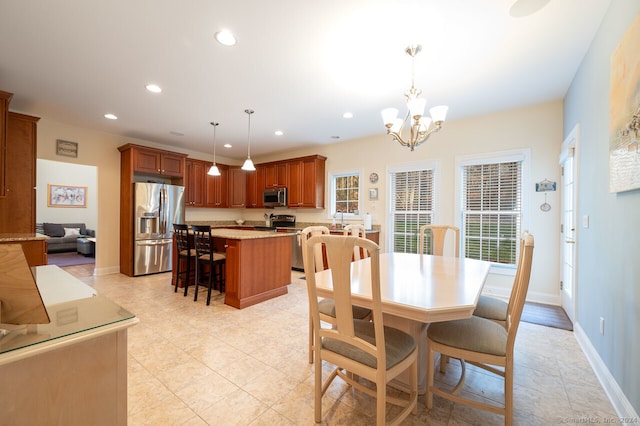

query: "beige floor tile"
xmin=61 ymin=265 xmax=617 ymax=425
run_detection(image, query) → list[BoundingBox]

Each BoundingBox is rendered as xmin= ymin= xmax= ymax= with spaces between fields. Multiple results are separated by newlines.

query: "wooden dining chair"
xmin=343 ymin=224 xmax=368 ymax=260
xmin=473 ymin=236 xmax=526 ymax=326
xmin=173 ymin=223 xmax=195 ymax=296
xmin=191 ymin=225 xmax=226 ymax=306
xmin=304 ymin=234 xmax=418 ymax=425
xmin=418 ymin=224 xmax=459 ymax=256
xmin=301 ymin=226 xmax=372 ymax=364
xmin=426 ymin=232 xmax=534 ymax=426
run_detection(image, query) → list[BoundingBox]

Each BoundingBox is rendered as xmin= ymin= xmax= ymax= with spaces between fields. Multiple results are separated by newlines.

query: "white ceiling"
xmin=0 ymin=0 xmax=610 ymax=161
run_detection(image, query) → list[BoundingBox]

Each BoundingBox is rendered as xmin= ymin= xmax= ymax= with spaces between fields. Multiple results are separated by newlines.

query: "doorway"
xmin=36 ymin=159 xmax=98 ymax=269
xmin=559 ymin=124 xmax=579 ymax=323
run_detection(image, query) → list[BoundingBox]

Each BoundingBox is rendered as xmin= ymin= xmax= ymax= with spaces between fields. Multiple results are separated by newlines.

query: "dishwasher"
xmin=271 ymin=214 xmax=304 ymax=271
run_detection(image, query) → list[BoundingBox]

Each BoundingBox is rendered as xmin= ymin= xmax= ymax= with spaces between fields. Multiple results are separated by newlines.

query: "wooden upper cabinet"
xmin=185 ymin=159 xmax=210 ymax=207
xmin=228 ymin=167 xmax=247 ymax=208
xmin=245 ymin=166 xmax=264 ymax=208
xmin=205 ymin=164 xmax=229 ymax=208
xmin=131 ymin=145 xmax=186 ymax=177
xmin=264 ymin=162 xmax=288 ymax=188
xmin=0 ymin=91 xmax=12 ymax=197
xmin=0 ymin=112 xmax=39 ymax=234
xmin=287 ymin=155 xmax=326 ymax=208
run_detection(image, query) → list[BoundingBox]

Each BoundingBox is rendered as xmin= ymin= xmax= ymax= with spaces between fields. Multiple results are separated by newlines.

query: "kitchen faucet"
xmin=333 ymin=211 xmax=344 ymax=228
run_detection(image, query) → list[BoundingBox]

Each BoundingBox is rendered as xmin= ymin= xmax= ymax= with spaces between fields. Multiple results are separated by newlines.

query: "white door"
xmin=559 ymin=125 xmax=579 ymax=323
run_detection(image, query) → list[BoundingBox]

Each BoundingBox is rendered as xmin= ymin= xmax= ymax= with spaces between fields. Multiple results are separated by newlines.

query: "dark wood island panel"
xmin=223 ymin=234 xmax=292 ymax=309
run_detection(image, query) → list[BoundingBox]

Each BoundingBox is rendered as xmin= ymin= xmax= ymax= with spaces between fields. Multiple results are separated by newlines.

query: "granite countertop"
xmin=202 ymin=228 xmax=295 ymax=240
xmin=0 ymin=233 xmax=49 ymax=242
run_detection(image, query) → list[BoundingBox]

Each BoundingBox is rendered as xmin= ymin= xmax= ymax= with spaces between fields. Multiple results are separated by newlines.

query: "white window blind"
xmin=462 ymin=161 xmax=521 ymax=265
xmin=390 ymin=169 xmax=434 ymax=253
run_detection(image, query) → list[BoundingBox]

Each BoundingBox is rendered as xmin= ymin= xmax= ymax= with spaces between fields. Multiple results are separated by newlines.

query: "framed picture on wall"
xmin=47 ymin=184 xmax=87 ymax=207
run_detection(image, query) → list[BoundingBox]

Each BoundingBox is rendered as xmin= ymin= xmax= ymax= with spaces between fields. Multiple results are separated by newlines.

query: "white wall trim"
xmin=574 ymin=323 xmax=638 ymax=420
xmin=481 ymin=284 xmax=561 ymax=305
xmin=94 ymin=266 xmax=120 ymax=276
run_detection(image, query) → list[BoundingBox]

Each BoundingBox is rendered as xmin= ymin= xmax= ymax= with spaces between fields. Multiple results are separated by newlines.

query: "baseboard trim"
xmin=94 ymin=266 xmax=120 ymax=276
xmin=574 ymin=323 xmax=638 ymax=419
xmin=481 ymin=285 xmax=561 ymax=305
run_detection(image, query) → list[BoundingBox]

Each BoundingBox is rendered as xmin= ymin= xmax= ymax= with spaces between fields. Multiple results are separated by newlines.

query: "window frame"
xmin=385 ymin=159 xmax=441 ymax=253
xmin=454 ymin=149 xmax=531 ymax=275
xmin=328 ymin=168 xmax=363 ymax=219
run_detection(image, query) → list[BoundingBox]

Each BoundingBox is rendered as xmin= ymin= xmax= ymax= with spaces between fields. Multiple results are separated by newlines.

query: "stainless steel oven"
xmin=271 ymin=214 xmax=303 ymax=271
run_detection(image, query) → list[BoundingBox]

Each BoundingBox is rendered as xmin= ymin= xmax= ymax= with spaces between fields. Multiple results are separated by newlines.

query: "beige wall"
xmin=35 ymin=100 xmax=562 ymax=303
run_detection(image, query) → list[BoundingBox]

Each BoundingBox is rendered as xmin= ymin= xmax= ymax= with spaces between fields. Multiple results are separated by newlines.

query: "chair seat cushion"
xmin=322 ymin=319 xmax=416 ymax=369
xmin=197 ymin=253 xmax=226 ymax=262
xmin=179 ymin=249 xmax=197 ymax=257
xmin=428 ymin=316 xmax=507 ymax=356
xmin=319 ymin=298 xmax=371 ymax=320
xmin=473 ymin=295 xmax=508 ymax=321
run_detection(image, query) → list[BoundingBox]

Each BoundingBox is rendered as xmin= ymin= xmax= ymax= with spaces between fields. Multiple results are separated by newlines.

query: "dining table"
xmin=313 ymin=251 xmax=492 ymax=394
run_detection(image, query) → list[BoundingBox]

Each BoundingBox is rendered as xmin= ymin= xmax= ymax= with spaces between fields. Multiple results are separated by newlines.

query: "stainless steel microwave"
xmin=263 ymin=187 xmax=287 ymax=207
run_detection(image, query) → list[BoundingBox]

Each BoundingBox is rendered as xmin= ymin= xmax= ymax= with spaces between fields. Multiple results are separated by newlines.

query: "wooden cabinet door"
xmin=160 ymin=152 xmax=185 ymax=177
xmin=245 ymin=166 xmax=264 ymax=208
xmin=0 ymin=112 xmax=38 ymax=233
xmin=264 ymin=162 xmax=287 ymax=187
xmin=205 ymin=164 xmax=229 ymax=208
xmin=228 ymin=167 xmax=247 ymax=208
xmin=185 ymin=159 xmax=208 ymax=207
xmin=287 ymin=156 xmax=325 ymax=208
xmin=133 ymin=147 xmax=161 ymax=174
xmin=0 ymin=91 xmax=12 ymax=197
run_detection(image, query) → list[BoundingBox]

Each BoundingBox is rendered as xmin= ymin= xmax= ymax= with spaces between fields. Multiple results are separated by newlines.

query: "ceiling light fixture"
xmin=104 ymin=113 xmax=117 ymax=120
xmin=381 ymin=45 xmax=448 ymax=151
xmin=208 ymin=122 xmax=221 ymax=176
xmin=145 ymin=84 xmax=162 ymax=93
xmin=241 ymin=109 xmax=256 ymax=171
xmin=215 ymin=30 xmax=237 ymax=46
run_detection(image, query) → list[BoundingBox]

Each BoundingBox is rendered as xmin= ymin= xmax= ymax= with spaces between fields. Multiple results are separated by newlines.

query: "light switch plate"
xmin=583 ymin=215 xmax=589 ymax=229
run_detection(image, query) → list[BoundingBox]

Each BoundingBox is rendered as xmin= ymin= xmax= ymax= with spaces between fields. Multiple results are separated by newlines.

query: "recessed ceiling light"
xmin=331 ymin=136 xmax=340 ymax=139
xmin=343 ymin=112 xmax=353 ymax=119
xmin=275 ymin=130 xmax=283 ymax=136
xmin=104 ymin=113 xmax=117 ymax=120
xmin=170 ymin=131 xmax=184 ymax=136
xmin=215 ymin=30 xmax=237 ymax=46
xmin=223 ymin=143 xmax=232 ymax=148
xmin=146 ymin=84 xmax=162 ymax=93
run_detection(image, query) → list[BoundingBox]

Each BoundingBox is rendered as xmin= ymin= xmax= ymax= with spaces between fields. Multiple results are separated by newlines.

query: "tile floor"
xmin=63 ymin=264 xmax=617 ymax=425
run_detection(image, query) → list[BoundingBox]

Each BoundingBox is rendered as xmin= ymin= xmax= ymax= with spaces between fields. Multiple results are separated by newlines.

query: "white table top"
xmin=31 ymin=265 xmax=96 ymax=306
xmin=314 ymin=253 xmax=491 ymax=323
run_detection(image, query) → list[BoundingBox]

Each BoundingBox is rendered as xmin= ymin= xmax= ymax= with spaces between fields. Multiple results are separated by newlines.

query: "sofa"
xmin=36 ymin=223 xmax=95 ymax=253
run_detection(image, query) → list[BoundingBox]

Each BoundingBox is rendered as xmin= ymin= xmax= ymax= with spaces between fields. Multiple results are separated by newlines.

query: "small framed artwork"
xmin=56 ymin=139 xmax=78 ymax=158
xmin=369 ymin=188 xmax=378 ymax=201
xmin=48 ymin=184 xmax=87 ymax=207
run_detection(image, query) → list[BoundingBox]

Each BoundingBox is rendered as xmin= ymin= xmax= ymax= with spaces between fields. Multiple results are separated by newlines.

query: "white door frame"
xmin=559 ymin=124 xmax=579 ymax=323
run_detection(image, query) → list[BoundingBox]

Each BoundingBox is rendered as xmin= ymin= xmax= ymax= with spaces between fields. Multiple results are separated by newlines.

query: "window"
xmin=457 ymin=150 xmax=529 ymax=267
xmin=330 ymin=171 xmax=361 ymax=216
xmin=389 ymin=165 xmax=435 ymax=253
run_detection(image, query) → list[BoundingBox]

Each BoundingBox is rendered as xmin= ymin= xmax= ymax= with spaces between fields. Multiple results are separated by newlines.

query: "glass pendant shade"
xmin=208 ymin=164 xmax=221 ymax=176
xmin=241 ymin=158 xmax=255 ymax=171
xmin=381 ymin=108 xmax=399 ymax=126
xmin=430 ymin=105 xmax=449 ymax=122
xmin=408 ymin=96 xmax=426 ymax=118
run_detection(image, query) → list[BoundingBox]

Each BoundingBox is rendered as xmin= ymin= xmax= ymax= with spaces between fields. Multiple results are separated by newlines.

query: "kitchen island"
xmin=0 ymin=233 xmax=49 ymax=266
xmin=173 ymin=228 xmax=294 ymax=309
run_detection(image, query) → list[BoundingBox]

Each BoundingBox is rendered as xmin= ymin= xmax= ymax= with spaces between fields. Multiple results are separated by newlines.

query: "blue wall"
xmin=564 ymin=0 xmax=640 ymax=413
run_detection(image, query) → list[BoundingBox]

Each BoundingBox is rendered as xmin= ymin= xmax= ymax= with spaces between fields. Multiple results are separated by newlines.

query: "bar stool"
xmin=173 ymin=223 xmax=195 ymax=296
xmin=191 ymin=225 xmax=226 ymax=305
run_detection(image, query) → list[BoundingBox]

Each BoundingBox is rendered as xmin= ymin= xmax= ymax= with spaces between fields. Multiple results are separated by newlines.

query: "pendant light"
xmin=208 ymin=122 xmax=221 ymax=176
xmin=241 ymin=109 xmax=256 ymax=171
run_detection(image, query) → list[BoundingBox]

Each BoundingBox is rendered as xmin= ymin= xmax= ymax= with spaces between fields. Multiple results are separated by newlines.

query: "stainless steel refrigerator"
xmin=133 ymin=182 xmax=185 ymax=276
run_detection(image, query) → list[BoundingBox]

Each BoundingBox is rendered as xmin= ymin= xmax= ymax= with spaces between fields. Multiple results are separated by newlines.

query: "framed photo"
xmin=47 ymin=184 xmax=87 ymax=207
xmin=56 ymin=139 xmax=78 ymax=158
xmin=369 ymin=188 xmax=378 ymax=201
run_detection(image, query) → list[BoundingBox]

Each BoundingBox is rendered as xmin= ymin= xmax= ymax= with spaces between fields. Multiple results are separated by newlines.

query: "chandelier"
xmin=381 ymin=45 xmax=448 ymax=151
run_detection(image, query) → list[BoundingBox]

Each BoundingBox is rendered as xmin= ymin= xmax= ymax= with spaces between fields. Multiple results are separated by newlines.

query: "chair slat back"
xmin=191 ymin=225 xmax=213 ymax=257
xmin=301 ymin=226 xmax=330 ymax=272
xmin=506 ymin=231 xmax=534 ymax=349
xmin=418 ymin=224 xmax=459 ymax=257
xmin=173 ymin=223 xmax=190 ymax=253
xmin=343 ymin=224 xmax=369 ymax=260
xmin=304 ymin=235 xmax=383 ymax=363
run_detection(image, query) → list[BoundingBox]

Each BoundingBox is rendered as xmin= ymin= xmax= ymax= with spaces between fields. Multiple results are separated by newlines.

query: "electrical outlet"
xmin=600 ymin=317 xmax=604 ymax=335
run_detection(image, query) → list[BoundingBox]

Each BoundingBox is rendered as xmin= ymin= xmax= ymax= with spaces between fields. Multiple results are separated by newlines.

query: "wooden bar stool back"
xmin=191 ymin=225 xmax=226 ymax=306
xmin=173 ymin=223 xmax=195 ymax=296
